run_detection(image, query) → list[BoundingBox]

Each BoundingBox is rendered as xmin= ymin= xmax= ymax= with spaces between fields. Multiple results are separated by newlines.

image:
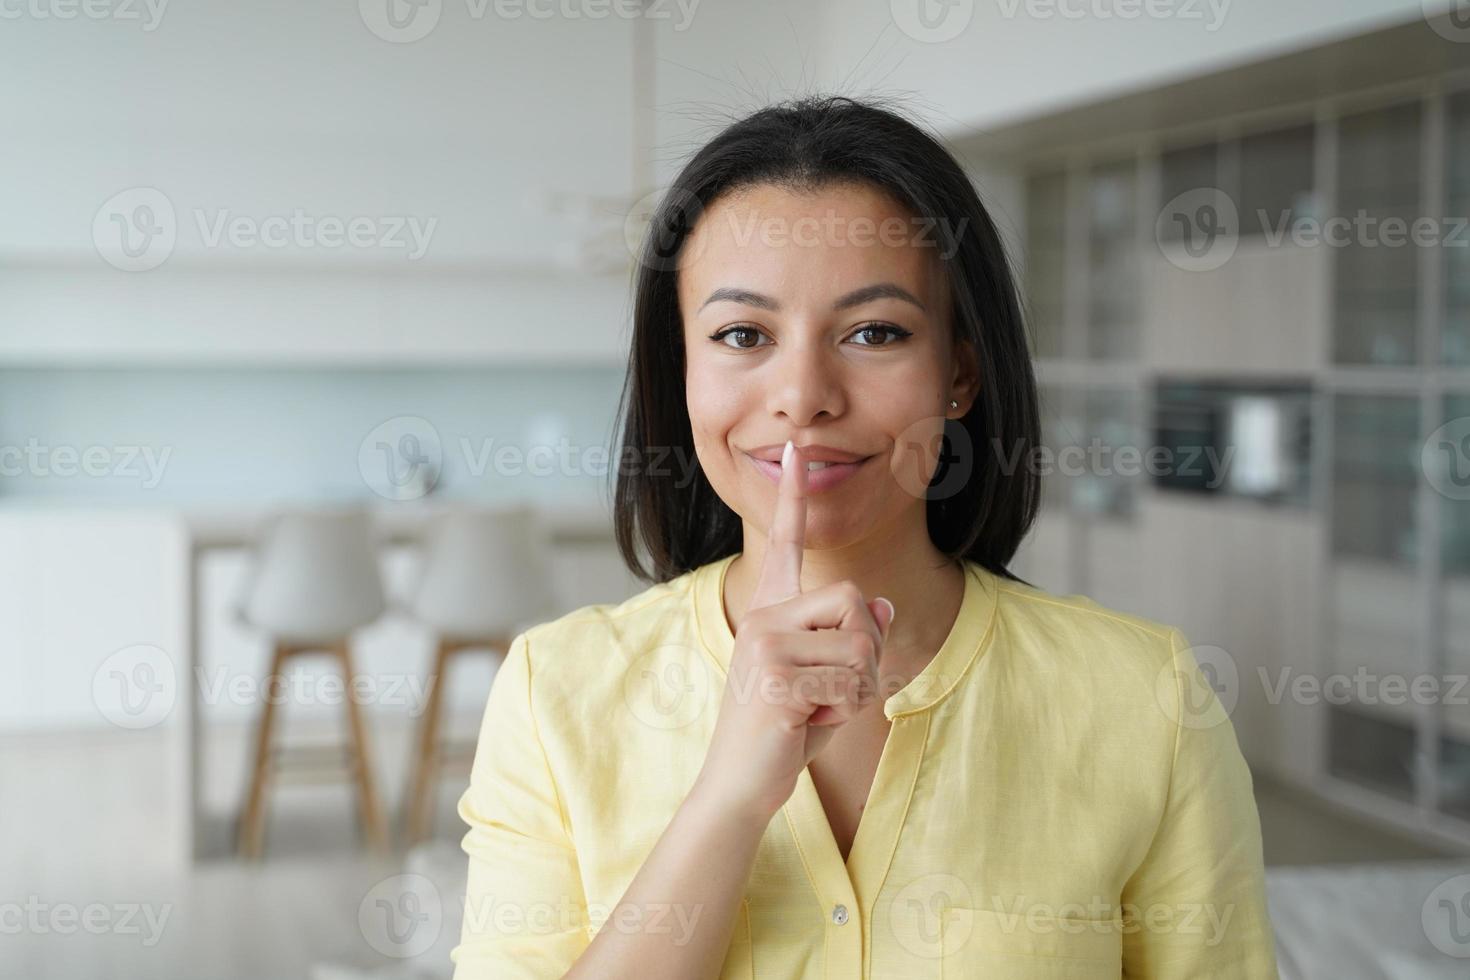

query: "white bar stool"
xmin=233 ymin=506 xmax=390 ymax=859
xmin=401 ymin=503 xmax=557 ymax=844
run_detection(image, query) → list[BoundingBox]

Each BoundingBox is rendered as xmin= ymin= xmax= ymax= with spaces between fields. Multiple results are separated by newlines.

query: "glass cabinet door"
xmin=1439 ymin=394 xmax=1470 ymax=818
xmin=1087 ymin=159 xmax=1140 ymax=360
xmin=1038 ymin=383 xmax=1079 ymax=515
xmin=1026 ymin=169 xmax=1069 ymax=360
xmin=1239 ymin=122 xmax=1317 ymax=237
xmin=1332 ymin=101 xmax=1422 ymax=366
xmin=1445 ymin=92 xmax=1470 ymax=365
xmin=1159 ymin=141 xmax=1220 ymax=233
xmin=1327 ymin=393 xmax=1422 ymax=801
xmin=1036 ymin=384 xmax=1140 ymax=520
xmin=1078 ymin=387 xmax=1141 ymax=519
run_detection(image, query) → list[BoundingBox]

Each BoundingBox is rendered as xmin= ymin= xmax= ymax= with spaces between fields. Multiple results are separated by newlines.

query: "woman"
xmin=451 ymin=95 xmax=1278 ymax=979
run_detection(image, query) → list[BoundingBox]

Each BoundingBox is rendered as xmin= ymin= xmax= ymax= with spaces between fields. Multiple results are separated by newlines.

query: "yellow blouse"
xmin=451 ymin=552 xmax=1279 ymax=979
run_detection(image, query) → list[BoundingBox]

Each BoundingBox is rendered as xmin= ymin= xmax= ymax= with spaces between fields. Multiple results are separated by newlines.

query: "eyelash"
xmin=707 ymin=322 xmax=913 ymax=350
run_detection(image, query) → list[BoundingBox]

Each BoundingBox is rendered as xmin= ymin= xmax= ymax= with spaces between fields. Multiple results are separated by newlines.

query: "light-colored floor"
xmin=1 ymin=727 xmax=1457 ymax=979
xmin=1254 ymin=773 xmax=1450 ymax=866
xmin=3 ymin=720 xmax=472 ymax=980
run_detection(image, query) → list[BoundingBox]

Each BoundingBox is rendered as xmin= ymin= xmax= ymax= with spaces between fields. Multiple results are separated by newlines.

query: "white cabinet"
xmin=0 ymin=509 xmax=187 ymax=732
xmin=1080 ymin=492 xmax=1325 ymax=786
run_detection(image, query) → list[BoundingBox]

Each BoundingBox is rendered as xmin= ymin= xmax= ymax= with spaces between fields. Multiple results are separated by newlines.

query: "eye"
xmin=708 ymin=325 xmax=770 ymax=350
xmin=706 ymin=322 xmax=913 ymax=350
xmin=848 ymin=322 xmax=913 ymax=347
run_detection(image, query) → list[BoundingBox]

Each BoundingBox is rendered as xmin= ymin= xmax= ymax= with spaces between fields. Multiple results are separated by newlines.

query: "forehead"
xmin=676 ymin=181 xmax=943 ymax=307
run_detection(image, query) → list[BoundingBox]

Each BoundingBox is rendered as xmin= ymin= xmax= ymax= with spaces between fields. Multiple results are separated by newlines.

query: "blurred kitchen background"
xmin=7 ymin=1 xmax=1470 ymax=978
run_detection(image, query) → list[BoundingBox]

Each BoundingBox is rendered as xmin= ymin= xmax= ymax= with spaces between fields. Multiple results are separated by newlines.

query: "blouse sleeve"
xmin=450 ymin=630 xmax=591 ymax=979
xmin=1120 ymin=628 xmax=1280 ymax=979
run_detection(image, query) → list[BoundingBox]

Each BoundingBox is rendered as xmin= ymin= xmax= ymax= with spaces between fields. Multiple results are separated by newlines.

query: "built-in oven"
xmin=1151 ymin=377 xmax=1313 ymax=505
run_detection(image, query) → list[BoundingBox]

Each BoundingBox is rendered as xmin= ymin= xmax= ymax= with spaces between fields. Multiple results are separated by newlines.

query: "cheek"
xmin=686 ymin=353 xmax=746 ymax=423
xmin=685 ymin=362 xmax=745 ymax=464
xmin=885 ymin=403 xmax=950 ymax=501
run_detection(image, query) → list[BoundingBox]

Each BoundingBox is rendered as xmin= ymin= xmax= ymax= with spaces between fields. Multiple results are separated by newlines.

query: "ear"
xmin=948 ymin=336 xmax=981 ymax=416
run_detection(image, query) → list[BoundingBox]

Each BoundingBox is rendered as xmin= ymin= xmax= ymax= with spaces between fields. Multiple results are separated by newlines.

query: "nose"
xmin=764 ymin=335 xmax=846 ymax=426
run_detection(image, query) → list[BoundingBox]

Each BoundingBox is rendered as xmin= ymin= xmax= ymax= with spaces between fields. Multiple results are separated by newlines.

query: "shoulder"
xmin=981 ymin=572 xmax=1232 ymax=782
xmin=507 ymin=564 xmax=710 ymax=714
xmin=984 ymin=570 xmax=1186 ymax=680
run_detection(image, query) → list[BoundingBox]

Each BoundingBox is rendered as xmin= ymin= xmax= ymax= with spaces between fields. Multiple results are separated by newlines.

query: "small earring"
xmin=949 ymin=399 xmax=958 ymax=409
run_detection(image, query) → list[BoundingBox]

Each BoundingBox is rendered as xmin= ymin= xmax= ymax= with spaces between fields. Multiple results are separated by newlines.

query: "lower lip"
xmin=745 ymin=453 xmax=873 ymax=493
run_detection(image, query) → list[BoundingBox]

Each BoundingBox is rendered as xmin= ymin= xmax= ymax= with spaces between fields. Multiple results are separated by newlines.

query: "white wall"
xmin=804 ymin=0 xmax=1449 ymax=138
xmin=1 ymin=0 xmax=642 ymax=365
xmin=1 ymin=0 xmax=636 ymax=265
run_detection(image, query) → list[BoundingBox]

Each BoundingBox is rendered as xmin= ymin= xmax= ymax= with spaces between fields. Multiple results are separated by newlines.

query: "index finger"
xmin=749 ymin=439 xmax=807 ymax=610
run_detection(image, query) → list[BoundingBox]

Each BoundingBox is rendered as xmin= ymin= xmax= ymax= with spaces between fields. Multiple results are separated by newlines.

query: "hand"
xmin=692 ymin=440 xmax=895 ymax=824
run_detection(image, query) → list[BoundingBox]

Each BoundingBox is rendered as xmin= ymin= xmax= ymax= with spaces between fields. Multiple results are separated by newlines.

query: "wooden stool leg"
xmin=405 ymin=638 xmax=453 ymax=846
xmin=339 ymin=640 xmax=390 ymax=855
xmin=238 ymin=642 xmax=288 ymax=859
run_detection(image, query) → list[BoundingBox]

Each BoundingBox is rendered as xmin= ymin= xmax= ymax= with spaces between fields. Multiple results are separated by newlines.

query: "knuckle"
xmin=748 ymin=632 xmax=781 ymax=665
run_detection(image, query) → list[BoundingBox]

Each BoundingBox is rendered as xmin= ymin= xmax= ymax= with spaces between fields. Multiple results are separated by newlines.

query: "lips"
xmin=744 ymin=450 xmax=874 ymax=492
xmin=744 ymin=443 xmax=871 ymax=464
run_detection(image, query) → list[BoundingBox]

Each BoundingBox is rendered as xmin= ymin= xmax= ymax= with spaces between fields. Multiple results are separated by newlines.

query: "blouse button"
xmin=831 ymin=903 xmax=849 ymax=926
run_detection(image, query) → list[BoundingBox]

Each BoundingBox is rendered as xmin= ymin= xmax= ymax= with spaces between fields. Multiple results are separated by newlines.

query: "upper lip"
xmin=745 ymin=443 xmax=873 ymax=464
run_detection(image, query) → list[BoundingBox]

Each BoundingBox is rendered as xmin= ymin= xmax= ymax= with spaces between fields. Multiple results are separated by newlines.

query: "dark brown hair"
xmin=611 ymin=94 xmax=1041 ymax=586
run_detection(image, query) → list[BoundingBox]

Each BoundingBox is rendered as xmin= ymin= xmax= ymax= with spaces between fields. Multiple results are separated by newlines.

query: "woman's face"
xmin=677 ymin=180 xmax=979 ymax=550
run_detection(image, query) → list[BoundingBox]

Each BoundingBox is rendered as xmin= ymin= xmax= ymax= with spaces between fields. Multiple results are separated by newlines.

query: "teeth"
xmin=807 ymin=461 xmax=830 ymax=471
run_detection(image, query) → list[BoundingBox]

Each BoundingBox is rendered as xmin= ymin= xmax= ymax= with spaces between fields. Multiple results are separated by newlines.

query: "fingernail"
xmin=876 ymin=596 xmax=895 ymax=628
xmin=782 ymin=439 xmax=793 ymax=470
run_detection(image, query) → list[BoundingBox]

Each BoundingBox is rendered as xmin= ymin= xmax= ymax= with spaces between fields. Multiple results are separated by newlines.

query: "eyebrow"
xmin=697 ymin=282 xmax=928 ymax=315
